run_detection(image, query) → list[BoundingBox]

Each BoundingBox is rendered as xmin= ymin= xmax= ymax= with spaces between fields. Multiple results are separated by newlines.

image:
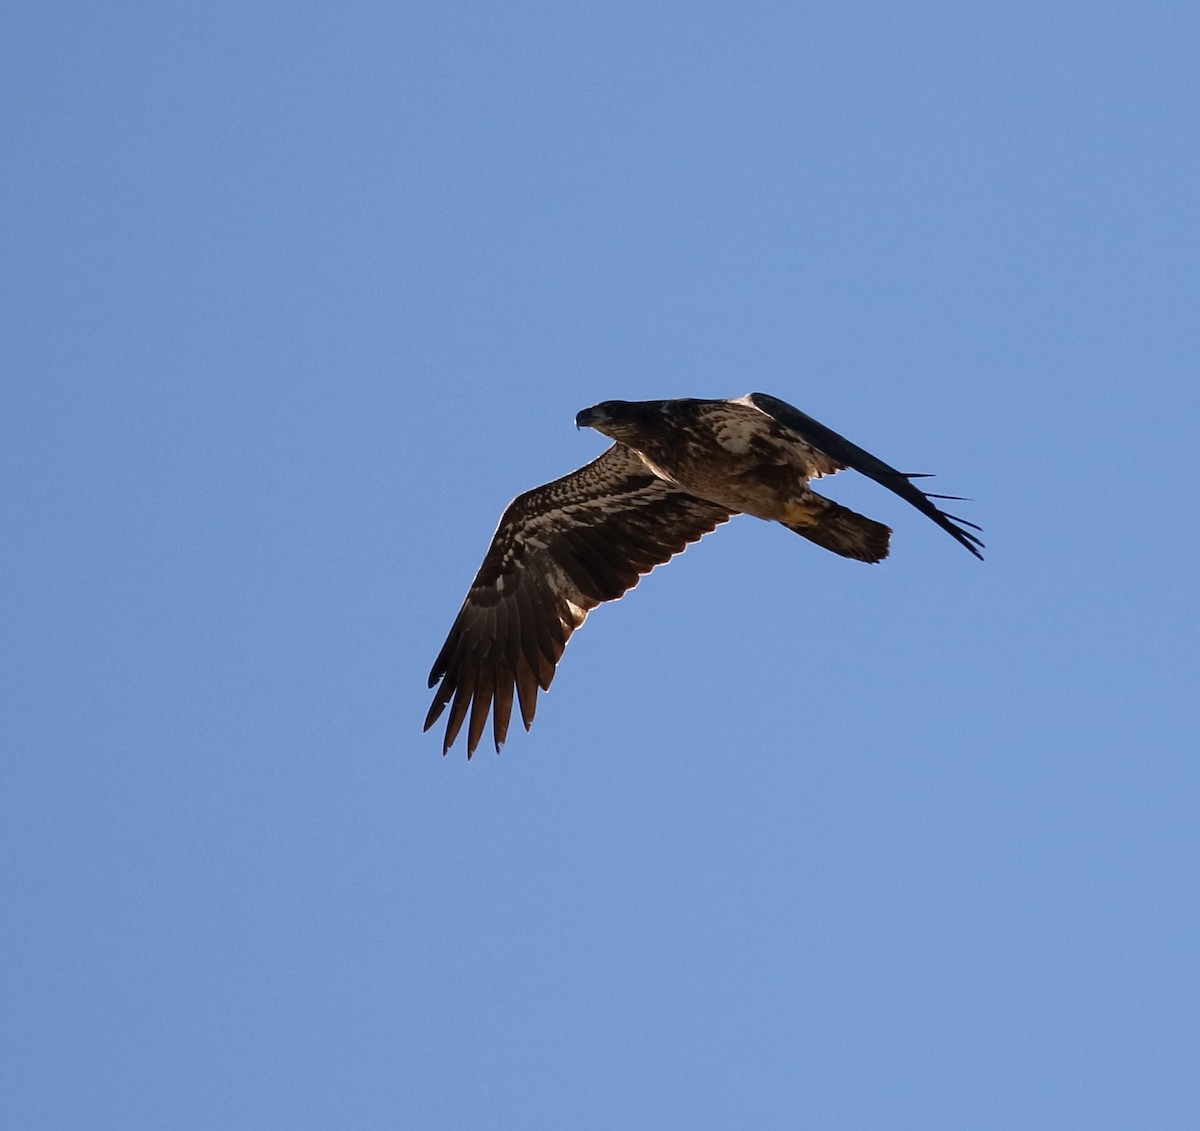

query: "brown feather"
xmin=491 ymin=665 xmax=515 ymax=752
xmin=466 ymin=665 xmax=494 ymax=760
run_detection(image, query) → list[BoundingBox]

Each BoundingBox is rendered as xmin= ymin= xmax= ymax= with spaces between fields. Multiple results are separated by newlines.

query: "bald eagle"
xmin=425 ymin=393 xmax=982 ymax=757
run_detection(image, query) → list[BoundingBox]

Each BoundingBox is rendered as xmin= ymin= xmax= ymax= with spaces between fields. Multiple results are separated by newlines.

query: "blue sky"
xmin=4 ymin=2 xmax=1199 ymax=1127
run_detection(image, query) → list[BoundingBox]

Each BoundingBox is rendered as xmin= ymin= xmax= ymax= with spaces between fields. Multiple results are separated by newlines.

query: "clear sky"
xmin=5 ymin=2 xmax=1199 ymax=1127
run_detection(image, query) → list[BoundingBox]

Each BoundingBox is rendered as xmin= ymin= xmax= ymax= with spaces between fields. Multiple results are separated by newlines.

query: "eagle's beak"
xmin=575 ymin=406 xmax=603 ymax=430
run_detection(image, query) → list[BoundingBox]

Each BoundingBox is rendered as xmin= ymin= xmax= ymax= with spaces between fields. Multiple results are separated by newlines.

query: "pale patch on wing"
xmin=711 ymin=414 xmax=759 ymax=455
xmin=714 ymin=397 xmax=844 ymax=478
xmin=632 ymin=451 xmax=680 ymax=485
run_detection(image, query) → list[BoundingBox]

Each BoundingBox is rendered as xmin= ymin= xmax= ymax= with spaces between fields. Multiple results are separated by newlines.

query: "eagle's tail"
xmin=782 ymin=495 xmax=891 ymax=563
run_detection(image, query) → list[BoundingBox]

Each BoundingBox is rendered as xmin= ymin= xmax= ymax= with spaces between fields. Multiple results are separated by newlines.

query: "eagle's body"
xmin=425 ymin=393 xmax=982 ymax=757
xmin=600 ymin=398 xmax=838 ymax=515
xmin=582 ymin=396 xmax=892 ymax=560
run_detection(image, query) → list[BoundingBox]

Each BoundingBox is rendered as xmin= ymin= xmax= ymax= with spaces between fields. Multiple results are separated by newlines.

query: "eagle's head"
xmin=575 ymin=399 xmax=661 ymax=442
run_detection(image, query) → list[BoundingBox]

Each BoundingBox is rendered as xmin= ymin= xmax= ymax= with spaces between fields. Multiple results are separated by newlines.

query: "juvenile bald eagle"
xmin=425 ymin=393 xmax=982 ymax=757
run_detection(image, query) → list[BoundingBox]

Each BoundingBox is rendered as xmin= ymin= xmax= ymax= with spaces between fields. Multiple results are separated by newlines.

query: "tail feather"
xmin=783 ymin=499 xmax=891 ymax=563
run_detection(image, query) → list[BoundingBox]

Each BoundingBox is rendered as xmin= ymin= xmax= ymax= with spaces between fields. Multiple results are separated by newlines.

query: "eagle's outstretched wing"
xmin=425 ymin=444 xmax=731 ymax=757
xmin=739 ymin=392 xmax=984 ymax=559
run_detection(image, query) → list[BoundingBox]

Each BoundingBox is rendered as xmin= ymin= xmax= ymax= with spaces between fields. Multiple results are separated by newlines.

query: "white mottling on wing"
xmin=713 ymin=415 xmax=760 ymax=455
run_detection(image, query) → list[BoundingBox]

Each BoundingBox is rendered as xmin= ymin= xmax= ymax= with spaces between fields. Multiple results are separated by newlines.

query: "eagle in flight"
xmin=426 ymin=393 xmax=982 ymax=757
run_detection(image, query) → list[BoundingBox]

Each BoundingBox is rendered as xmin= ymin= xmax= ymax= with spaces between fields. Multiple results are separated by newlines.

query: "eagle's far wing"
xmin=739 ymin=392 xmax=984 ymax=559
xmin=425 ymin=444 xmax=732 ymax=758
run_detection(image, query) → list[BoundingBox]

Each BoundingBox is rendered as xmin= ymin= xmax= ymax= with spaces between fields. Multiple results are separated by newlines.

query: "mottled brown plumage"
xmin=425 ymin=393 xmax=982 ymax=757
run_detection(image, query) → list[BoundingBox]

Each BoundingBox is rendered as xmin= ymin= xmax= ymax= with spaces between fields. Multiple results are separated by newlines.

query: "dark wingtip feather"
xmin=441 ymin=666 xmax=476 ymax=757
xmin=423 ymin=689 xmax=449 ymax=733
xmin=491 ymin=671 xmax=515 ymax=754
